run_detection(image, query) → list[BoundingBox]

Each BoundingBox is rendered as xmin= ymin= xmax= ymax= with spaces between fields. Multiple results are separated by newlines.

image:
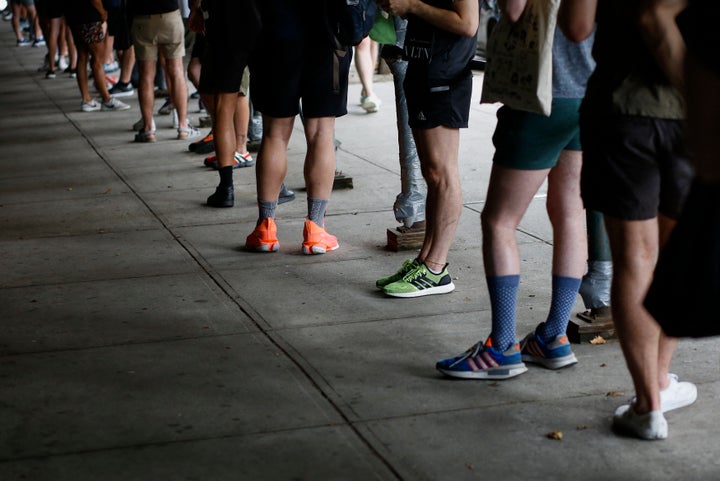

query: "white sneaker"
xmin=58 ymin=55 xmax=69 ymax=71
xmin=627 ymin=373 xmax=698 ymax=413
xmin=102 ymin=97 xmax=130 ymax=111
xmin=613 ymin=404 xmax=668 ymax=440
xmin=81 ymin=99 xmax=101 ymax=112
xmin=361 ymin=94 xmax=382 ymax=113
xmin=660 ymin=374 xmax=698 ymax=412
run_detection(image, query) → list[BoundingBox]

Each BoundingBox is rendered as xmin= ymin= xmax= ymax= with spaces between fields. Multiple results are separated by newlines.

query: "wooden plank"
xmin=386 ymin=226 xmax=425 ymax=251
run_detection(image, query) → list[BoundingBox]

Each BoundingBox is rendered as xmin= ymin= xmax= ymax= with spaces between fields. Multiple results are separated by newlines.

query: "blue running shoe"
xmin=520 ymin=323 xmax=578 ymax=369
xmin=436 ymin=338 xmax=528 ymax=380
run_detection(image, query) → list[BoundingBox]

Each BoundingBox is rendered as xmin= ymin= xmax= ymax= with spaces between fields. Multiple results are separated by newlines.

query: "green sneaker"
xmin=376 ymin=258 xmax=419 ymax=290
xmin=383 ymin=262 xmax=455 ymax=298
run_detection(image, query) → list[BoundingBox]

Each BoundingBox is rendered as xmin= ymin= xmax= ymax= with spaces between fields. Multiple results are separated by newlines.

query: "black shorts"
xmin=404 ymin=65 xmax=472 ymax=129
xmin=199 ymin=3 xmax=259 ymax=94
xmin=249 ymin=0 xmax=350 ymax=118
xmin=107 ymin=7 xmax=132 ymax=50
xmin=35 ymin=0 xmax=63 ymax=19
xmin=191 ymin=31 xmax=205 ymax=60
xmin=580 ymin=114 xmax=694 ymax=221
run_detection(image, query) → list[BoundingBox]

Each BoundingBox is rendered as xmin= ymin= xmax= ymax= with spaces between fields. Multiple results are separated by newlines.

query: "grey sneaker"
xmin=158 ymin=98 xmax=174 ymax=115
xmin=81 ymin=99 xmax=101 ymax=112
xmin=102 ymin=97 xmax=130 ymax=111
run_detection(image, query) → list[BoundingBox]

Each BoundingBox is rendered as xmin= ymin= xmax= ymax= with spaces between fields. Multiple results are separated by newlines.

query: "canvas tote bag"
xmin=480 ymin=0 xmax=560 ymax=116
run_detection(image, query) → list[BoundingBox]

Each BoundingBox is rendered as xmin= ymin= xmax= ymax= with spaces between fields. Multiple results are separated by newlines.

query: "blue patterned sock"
xmin=307 ymin=198 xmax=329 ymax=225
xmin=487 ymin=275 xmax=520 ymax=352
xmin=537 ymin=275 xmax=582 ymax=341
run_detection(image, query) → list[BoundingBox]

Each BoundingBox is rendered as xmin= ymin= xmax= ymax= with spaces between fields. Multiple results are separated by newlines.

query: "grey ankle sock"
xmin=307 ymin=198 xmax=329 ymax=225
xmin=258 ymin=199 xmax=277 ymax=224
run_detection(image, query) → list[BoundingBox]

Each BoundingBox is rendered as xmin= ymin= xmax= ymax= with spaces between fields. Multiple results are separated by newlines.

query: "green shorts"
xmin=492 ymin=98 xmax=582 ymax=170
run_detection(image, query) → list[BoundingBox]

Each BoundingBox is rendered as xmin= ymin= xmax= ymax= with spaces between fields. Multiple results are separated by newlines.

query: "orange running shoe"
xmin=245 ymin=218 xmax=279 ymax=252
xmin=302 ymin=219 xmax=339 ymax=255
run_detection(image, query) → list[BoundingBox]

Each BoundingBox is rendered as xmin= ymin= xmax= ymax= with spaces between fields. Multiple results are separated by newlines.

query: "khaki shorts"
xmin=131 ymin=9 xmax=185 ymax=62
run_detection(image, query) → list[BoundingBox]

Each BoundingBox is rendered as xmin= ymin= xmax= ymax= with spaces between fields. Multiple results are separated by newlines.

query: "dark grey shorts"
xmin=580 ymin=113 xmax=694 ymax=220
xmin=404 ymin=67 xmax=472 ymax=130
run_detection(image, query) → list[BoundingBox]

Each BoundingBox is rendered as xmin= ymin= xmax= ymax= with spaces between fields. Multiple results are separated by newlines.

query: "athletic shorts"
xmin=198 ymin=2 xmax=259 ymax=94
xmin=250 ymin=1 xmax=350 ymax=118
xmin=35 ymin=0 xmax=63 ymax=19
xmin=107 ymin=7 xmax=132 ymax=50
xmin=11 ymin=0 xmax=34 ymax=7
xmin=190 ymin=31 xmax=204 ymax=59
xmin=492 ymin=98 xmax=582 ymax=170
xmin=131 ymin=9 xmax=185 ymax=61
xmin=70 ymin=21 xmax=105 ymax=46
xmin=404 ymin=66 xmax=472 ymax=129
xmin=580 ymin=113 xmax=694 ymax=221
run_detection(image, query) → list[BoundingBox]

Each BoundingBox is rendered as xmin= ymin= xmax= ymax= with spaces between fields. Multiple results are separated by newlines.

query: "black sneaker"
xmin=207 ymin=185 xmax=234 ymax=208
xmin=189 ymin=131 xmax=214 ymax=153
xmin=45 ymin=69 xmax=56 ymax=79
xmin=109 ymin=82 xmax=134 ymax=98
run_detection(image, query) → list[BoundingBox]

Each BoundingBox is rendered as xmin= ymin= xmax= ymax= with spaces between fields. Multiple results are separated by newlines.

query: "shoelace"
xmin=449 ymin=341 xmax=484 ymax=367
xmin=402 ymin=264 xmax=428 ymax=282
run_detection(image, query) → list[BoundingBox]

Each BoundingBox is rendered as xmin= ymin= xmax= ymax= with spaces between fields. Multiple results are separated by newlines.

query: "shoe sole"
xmin=278 ymin=194 xmax=295 ymax=204
xmin=384 ymin=282 xmax=456 ymax=298
xmin=302 ymin=243 xmax=339 ymax=255
xmin=193 ymin=143 xmax=215 ymax=154
xmin=612 ymin=407 xmax=668 ymax=440
xmin=436 ymin=363 xmax=528 ymax=380
xmin=110 ymin=90 xmax=134 ymax=98
xmin=522 ymin=352 xmax=578 ymax=370
xmin=207 ymin=201 xmax=233 ymax=208
xmin=246 ymin=243 xmax=279 ymax=252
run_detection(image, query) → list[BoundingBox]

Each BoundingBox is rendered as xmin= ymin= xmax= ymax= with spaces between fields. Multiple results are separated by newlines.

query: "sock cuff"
xmin=551 ymin=275 xmax=582 ymax=290
xmin=486 ymin=275 xmax=520 ymax=289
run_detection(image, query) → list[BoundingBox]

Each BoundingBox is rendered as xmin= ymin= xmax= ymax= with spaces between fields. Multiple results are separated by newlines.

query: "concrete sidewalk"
xmin=1 ymin=33 xmax=719 ymax=481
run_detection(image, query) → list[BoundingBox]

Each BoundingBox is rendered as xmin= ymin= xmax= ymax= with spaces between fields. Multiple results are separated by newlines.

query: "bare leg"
xmin=414 ymin=126 xmax=462 ymax=271
xmin=75 ymin=46 xmax=92 ymax=102
xmin=257 ymin=116 xmax=294 ymax=201
xmin=235 ymin=94 xmax=249 ymax=154
xmin=605 ymin=216 xmax=662 ymax=414
xmin=87 ymin=40 xmax=111 ymax=103
xmin=211 ymin=92 xmax=237 ymax=169
xmin=302 ymin=117 xmax=337 ymax=201
xmin=138 ymin=59 xmax=156 ymax=131
xmin=355 ymin=36 xmax=378 ymax=99
xmin=481 ymin=165 xmax=550 ymax=276
xmin=165 ymin=56 xmax=189 ymax=128
xmin=546 ymin=150 xmax=587 ymax=278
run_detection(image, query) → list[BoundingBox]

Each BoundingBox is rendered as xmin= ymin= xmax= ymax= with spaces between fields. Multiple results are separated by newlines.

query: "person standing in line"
xmin=129 ymin=0 xmax=198 ymax=142
xmin=560 ymin=0 xmax=697 ymax=440
xmin=65 ymin=0 xmax=130 ymax=112
xmin=375 ymin=0 xmax=479 ymax=297
xmin=436 ymin=4 xmax=594 ymax=380
xmin=355 ymin=36 xmax=382 ymax=113
xmin=243 ymin=0 xmax=352 ymax=255
xmin=188 ymin=0 xmax=260 ymax=207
